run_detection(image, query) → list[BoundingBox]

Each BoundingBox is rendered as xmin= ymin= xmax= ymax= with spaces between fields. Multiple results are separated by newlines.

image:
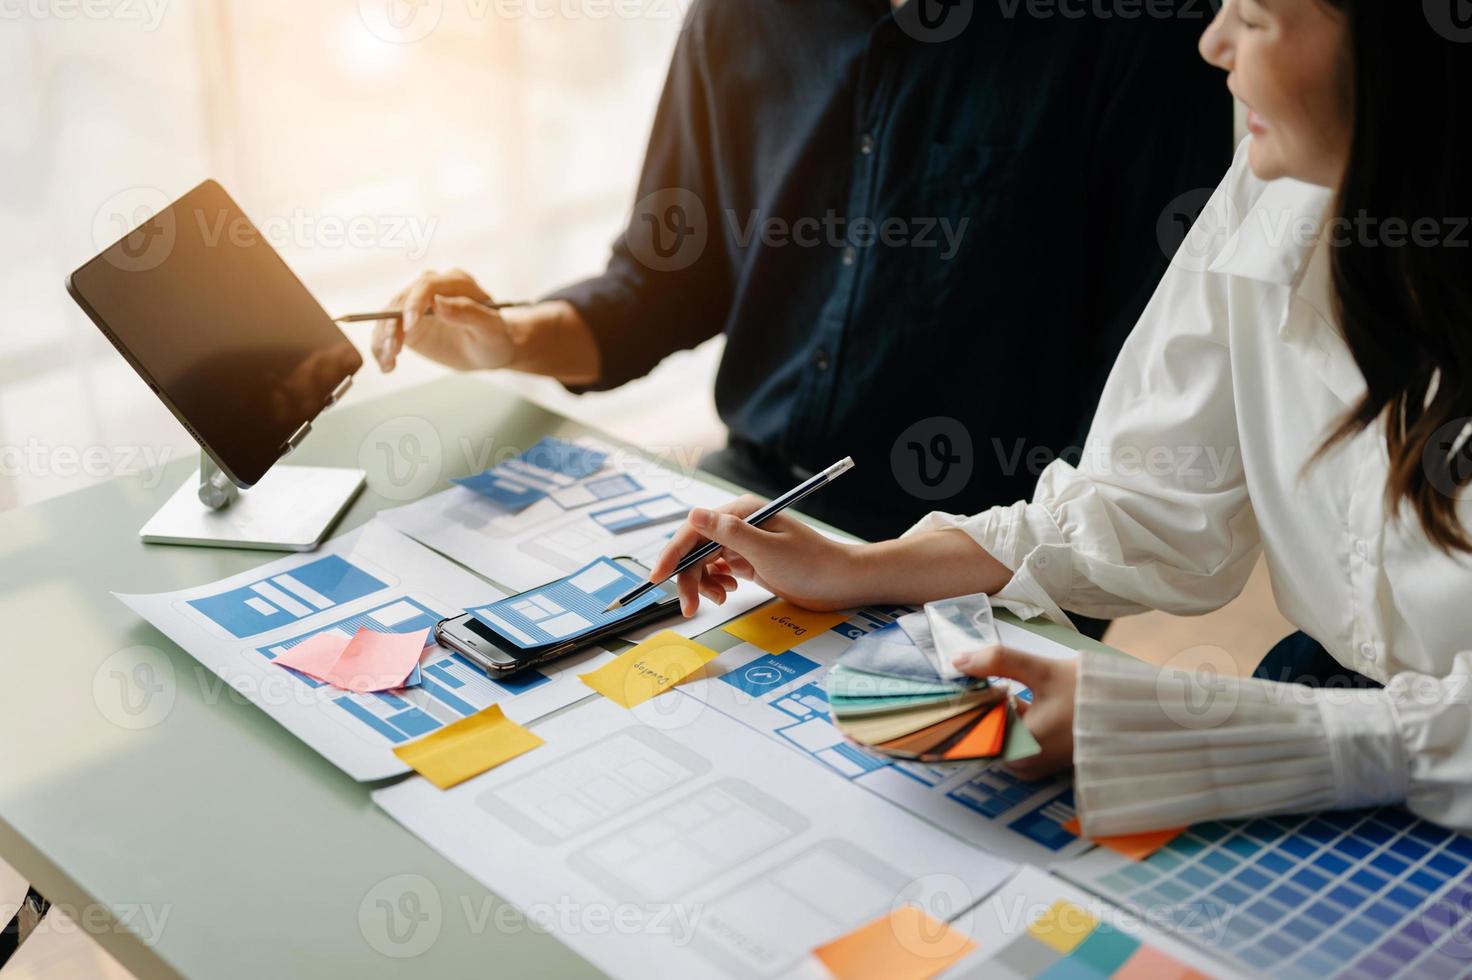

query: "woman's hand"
xmin=953 ymin=645 xmax=1076 ymax=780
xmin=373 ymin=268 xmax=513 ymax=373
xmin=648 ymin=495 xmax=870 ymax=617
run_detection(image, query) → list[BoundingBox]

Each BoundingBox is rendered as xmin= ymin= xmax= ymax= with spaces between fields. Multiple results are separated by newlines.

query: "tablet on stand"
xmin=67 ymin=180 xmax=366 ymax=551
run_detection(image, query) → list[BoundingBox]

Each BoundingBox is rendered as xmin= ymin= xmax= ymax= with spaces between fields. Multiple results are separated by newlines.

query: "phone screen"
xmin=464 ymin=557 xmax=671 ymax=652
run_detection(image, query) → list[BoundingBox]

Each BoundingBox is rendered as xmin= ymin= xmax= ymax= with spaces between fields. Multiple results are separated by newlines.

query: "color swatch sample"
xmin=823 ymin=612 xmax=1013 ymax=764
xmin=814 ymin=905 xmax=977 ymax=980
xmin=984 ymin=898 xmax=1209 ymax=979
xmin=938 ymin=703 xmax=1008 ymax=760
xmin=944 ymin=866 xmax=1226 ymax=978
xmin=920 ymin=593 xmax=999 ymax=681
xmin=1058 ymin=807 xmax=1472 ymax=979
xmin=579 ymin=631 xmax=719 ymax=708
xmin=827 ymin=666 xmax=972 ymax=699
xmin=840 ymin=621 xmax=959 ymax=682
xmin=1061 ymin=818 xmax=1185 ymax=862
xmin=834 ymin=692 xmax=997 ymax=745
xmin=392 ymin=704 xmax=543 ymax=789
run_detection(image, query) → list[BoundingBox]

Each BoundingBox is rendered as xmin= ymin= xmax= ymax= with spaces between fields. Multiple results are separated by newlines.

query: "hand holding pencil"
xmin=352 ymin=268 xmax=526 ymax=373
xmin=639 ymin=459 xmax=866 ymax=618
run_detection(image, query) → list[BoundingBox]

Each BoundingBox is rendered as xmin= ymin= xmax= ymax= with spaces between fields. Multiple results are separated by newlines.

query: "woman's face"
xmin=1199 ymin=0 xmax=1353 ymax=188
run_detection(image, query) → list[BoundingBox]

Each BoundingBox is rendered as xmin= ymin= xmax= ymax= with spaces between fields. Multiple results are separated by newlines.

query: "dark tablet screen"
xmin=67 ymin=180 xmax=361 ymax=487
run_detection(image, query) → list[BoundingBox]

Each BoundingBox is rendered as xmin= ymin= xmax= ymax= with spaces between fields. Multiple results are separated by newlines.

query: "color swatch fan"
xmin=825 ymin=617 xmax=1029 ymax=763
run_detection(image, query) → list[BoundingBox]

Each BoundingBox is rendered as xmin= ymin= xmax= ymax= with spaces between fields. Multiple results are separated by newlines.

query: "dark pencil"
xmin=334 ymin=300 xmax=529 ymax=323
xmin=603 ymin=456 xmax=855 ymax=613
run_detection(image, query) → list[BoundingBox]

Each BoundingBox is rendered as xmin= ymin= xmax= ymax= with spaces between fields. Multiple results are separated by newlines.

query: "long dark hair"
xmin=1317 ymin=0 xmax=1472 ymax=552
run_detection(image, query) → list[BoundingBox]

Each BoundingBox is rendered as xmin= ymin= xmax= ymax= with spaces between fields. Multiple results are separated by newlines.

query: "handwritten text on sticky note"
xmin=724 ymin=600 xmax=849 ymax=654
xmin=579 ymin=631 xmax=719 ymax=708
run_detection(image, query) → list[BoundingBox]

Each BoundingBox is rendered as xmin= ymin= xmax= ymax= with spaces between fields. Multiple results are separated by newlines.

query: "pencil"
xmin=603 ymin=456 xmax=855 ymax=613
xmin=334 ymin=300 xmax=529 ymax=323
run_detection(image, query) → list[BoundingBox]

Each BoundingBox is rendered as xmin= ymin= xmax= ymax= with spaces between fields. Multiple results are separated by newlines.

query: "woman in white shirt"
xmin=649 ymin=0 xmax=1472 ymax=836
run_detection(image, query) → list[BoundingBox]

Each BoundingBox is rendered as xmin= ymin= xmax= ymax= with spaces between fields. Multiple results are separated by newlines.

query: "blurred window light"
xmin=0 ymin=0 xmax=682 ymax=509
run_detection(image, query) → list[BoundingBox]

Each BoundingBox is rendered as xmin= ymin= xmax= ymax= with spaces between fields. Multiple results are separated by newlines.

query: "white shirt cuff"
xmin=907 ymin=506 xmax=1075 ymax=627
xmin=1316 ymin=689 xmax=1407 ymax=811
xmin=1073 ymin=650 xmax=1408 ymax=837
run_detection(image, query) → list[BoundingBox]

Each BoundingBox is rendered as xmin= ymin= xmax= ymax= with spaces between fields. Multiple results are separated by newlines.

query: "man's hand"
xmin=373 ymin=268 xmax=514 ymax=373
xmin=648 ymin=495 xmax=870 ymax=617
xmin=952 ymin=645 xmax=1076 ymax=780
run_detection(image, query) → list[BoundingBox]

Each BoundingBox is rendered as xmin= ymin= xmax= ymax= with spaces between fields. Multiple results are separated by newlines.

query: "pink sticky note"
xmin=272 ymin=631 xmax=352 ymax=682
xmin=325 ymin=627 xmax=430 ymax=694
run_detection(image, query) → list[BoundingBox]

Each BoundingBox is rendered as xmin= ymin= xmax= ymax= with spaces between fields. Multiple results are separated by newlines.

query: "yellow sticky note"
xmin=579 ymin=631 xmax=719 ymax=708
xmin=393 ymin=704 xmax=543 ymax=789
xmin=724 ymin=600 xmax=848 ymax=654
xmin=1027 ymin=899 xmax=1098 ymax=954
xmin=813 ymin=905 xmax=977 ymax=980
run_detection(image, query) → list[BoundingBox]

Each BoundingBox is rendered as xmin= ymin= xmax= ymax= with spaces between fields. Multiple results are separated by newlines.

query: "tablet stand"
xmin=140 ymin=373 xmax=364 ymax=551
xmin=141 ymin=451 xmax=365 ymax=552
xmin=198 ymin=456 xmax=239 ymax=509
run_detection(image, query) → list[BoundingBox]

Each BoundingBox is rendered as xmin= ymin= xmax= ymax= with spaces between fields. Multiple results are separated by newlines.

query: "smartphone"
xmin=434 ymin=557 xmax=680 ymax=676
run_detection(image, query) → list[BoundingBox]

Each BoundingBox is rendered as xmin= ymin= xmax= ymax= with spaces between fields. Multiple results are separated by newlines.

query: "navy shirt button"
xmin=841 ymin=245 xmax=856 ymax=266
xmin=859 ymin=133 xmax=875 ymax=155
xmin=813 ymin=349 xmax=831 ymax=371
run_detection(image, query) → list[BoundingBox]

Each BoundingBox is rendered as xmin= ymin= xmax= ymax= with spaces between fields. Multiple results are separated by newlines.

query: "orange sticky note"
xmin=327 ymin=627 xmax=429 ymax=693
xmin=940 ymin=702 xmax=1007 ymax=760
xmin=724 ymin=600 xmax=849 ymax=654
xmin=271 ymin=630 xmax=352 ymax=682
xmin=1114 ymin=943 xmax=1213 ymax=980
xmin=814 ymin=905 xmax=976 ymax=980
xmin=393 ymin=704 xmax=543 ymax=789
xmin=1062 ymin=817 xmax=1185 ymax=861
xmin=579 ymin=631 xmax=719 ymax=708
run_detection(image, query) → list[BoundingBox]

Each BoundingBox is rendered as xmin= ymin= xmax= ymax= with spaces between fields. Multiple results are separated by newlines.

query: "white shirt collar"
xmin=1208 ymin=173 xmax=1364 ymax=404
xmin=1207 ymin=174 xmax=1334 ymax=293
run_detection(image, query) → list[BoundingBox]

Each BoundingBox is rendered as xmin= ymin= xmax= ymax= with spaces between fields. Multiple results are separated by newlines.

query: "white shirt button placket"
xmin=1344 ymin=438 xmax=1386 ymax=676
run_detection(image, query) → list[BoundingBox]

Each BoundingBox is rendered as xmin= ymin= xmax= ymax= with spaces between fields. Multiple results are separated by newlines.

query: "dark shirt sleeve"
xmin=1071 ymin=14 xmax=1234 ymax=454
xmin=544 ymin=2 xmax=733 ymax=392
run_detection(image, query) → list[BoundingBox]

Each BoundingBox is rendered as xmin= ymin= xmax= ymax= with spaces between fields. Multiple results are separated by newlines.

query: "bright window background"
xmin=0 ymin=0 xmax=723 ymax=510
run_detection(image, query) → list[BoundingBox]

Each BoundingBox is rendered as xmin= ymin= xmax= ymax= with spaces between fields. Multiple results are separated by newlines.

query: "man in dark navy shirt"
xmin=375 ymin=0 xmax=1231 ymax=545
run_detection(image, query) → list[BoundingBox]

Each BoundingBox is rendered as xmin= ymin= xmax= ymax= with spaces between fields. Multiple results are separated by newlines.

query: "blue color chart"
xmin=1060 ymin=807 xmax=1472 ymax=979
